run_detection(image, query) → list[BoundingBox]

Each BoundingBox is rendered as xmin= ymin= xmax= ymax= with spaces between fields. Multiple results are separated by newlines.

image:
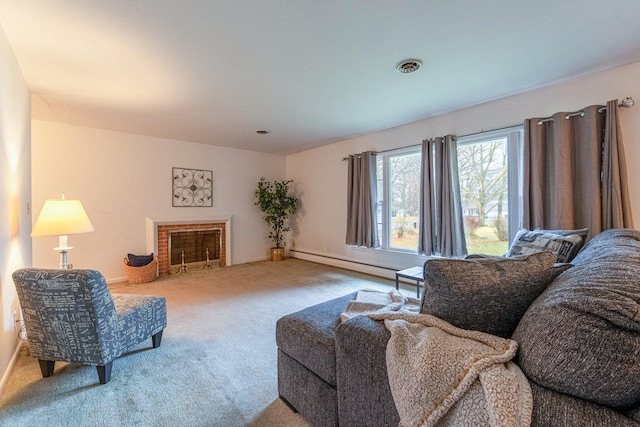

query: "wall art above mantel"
xmin=172 ymin=167 xmax=213 ymax=207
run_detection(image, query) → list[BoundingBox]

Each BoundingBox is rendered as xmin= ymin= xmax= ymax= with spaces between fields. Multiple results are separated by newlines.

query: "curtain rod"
xmin=341 ymin=97 xmax=634 ymax=160
xmin=340 ymin=124 xmax=522 ymax=161
xmin=341 ymin=152 xmax=378 ymax=161
xmin=537 ymin=97 xmax=634 ymax=125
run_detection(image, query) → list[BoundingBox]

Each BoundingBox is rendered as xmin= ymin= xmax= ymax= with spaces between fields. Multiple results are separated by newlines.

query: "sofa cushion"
xmin=507 ymin=228 xmax=586 ymax=263
xmin=529 ymin=382 xmax=638 ymax=426
xmin=420 ymin=251 xmax=566 ymax=338
xmin=513 ymin=228 xmax=640 ymax=409
xmin=276 ymin=292 xmax=356 ymax=386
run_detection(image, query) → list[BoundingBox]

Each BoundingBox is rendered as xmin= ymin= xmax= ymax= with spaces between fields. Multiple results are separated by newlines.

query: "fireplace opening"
xmin=169 ymin=228 xmax=222 ymax=269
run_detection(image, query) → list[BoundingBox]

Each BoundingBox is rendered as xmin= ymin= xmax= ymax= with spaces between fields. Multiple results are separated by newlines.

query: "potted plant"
xmin=255 ymin=178 xmax=298 ymax=261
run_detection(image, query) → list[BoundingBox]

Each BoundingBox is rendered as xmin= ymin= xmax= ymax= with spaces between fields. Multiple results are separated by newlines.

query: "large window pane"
xmin=376 ymin=148 xmax=421 ymax=252
xmin=388 ymin=151 xmax=421 ymax=250
xmin=457 ymin=128 xmax=522 ymax=256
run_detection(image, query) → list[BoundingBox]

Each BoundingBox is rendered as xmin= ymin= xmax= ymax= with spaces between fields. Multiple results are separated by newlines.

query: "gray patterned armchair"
xmin=12 ymin=268 xmax=167 ymax=385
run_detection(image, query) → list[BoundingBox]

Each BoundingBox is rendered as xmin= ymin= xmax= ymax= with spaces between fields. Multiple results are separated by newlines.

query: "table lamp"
xmin=31 ymin=194 xmax=95 ymax=269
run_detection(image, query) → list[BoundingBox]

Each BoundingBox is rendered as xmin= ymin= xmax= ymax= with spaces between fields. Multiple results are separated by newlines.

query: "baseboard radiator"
xmin=288 ymin=249 xmax=401 ymax=281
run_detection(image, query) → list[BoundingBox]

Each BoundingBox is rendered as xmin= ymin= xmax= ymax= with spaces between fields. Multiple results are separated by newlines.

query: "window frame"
xmin=374 ymin=125 xmax=524 ymax=255
xmin=376 ymin=145 xmax=421 ymax=253
xmin=456 ymin=126 xmax=523 ymax=245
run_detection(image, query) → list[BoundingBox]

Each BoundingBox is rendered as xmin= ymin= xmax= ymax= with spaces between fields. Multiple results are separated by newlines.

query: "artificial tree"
xmin=255 ymin=178 xmax=298 ymax=260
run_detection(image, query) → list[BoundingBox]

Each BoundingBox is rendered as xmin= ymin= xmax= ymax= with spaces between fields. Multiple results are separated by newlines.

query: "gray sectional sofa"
xmin=276 ymin=228 xmax=640 ymax=426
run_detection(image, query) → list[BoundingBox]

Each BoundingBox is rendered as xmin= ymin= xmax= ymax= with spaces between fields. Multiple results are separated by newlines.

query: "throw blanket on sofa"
xmin=366 ymin=309 xmax=533 ymax=427
xmin=340 ymin=289 xmax=421 ymax=322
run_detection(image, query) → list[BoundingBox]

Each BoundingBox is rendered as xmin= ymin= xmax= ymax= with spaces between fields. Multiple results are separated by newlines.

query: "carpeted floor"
xmin=0 ymin=259 xmax=405 ymax=426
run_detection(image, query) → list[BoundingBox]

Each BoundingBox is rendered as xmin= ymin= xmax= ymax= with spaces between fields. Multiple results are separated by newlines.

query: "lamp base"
xmin=53 ymin=247 xmax=73 ymax=270
xmin=54 ymin=235 xmax=73 ymax=269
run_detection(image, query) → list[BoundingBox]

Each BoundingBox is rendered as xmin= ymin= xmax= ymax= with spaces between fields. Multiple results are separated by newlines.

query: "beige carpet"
xmin=0 ymin=259 xmax=405 ymax=426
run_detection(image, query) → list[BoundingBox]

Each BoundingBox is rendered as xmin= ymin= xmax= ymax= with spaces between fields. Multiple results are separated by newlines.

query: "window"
xmin=377 ymin=147 xmax=421 ymax=252
xmin=457 ymin=127 xmax=523 ymax=256
xmin=375 ymin=126 xmax=523 ymax=255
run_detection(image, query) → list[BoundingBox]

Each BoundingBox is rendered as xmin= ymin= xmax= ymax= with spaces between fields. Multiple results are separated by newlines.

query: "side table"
xmin=395 ymin=266 xmax=424 ymax=298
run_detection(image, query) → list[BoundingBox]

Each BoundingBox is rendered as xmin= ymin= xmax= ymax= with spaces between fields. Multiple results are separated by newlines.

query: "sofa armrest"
xmin=335 ymin=315 xmax=399 ymax=427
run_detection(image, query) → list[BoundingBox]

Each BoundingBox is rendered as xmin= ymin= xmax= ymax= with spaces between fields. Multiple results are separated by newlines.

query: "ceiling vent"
xmin=395 ymin=58 xmax=423 ymax=74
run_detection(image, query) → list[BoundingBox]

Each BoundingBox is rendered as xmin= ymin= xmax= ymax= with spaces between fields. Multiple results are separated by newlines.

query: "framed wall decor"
xmin=172 ymin=167 xmax=213 ymax=207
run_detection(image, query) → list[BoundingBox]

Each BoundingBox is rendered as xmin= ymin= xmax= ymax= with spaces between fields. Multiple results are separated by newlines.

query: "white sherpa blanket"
xmin=340 ymin=289 xmax=421 ymax=322
xmin=366 ymin=309 xmax=533 ymax=427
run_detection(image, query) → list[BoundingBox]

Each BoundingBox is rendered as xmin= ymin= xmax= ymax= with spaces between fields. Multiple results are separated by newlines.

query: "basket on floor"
xmin=124 ymin=257 xmax=158 ymax=284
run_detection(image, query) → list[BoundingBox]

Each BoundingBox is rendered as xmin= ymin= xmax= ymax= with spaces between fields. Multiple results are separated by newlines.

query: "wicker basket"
xmin=124 ymin=257 xmax=158 ymax=284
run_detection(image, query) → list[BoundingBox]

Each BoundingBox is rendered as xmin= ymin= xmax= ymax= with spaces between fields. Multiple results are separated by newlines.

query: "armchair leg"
xmin=152 ymin=330 xmax=163 ymax=348
xmin=97 ymin=362 xmax=113 ymax=384
xmin=38 ymin=360 xmax=55 ymax=377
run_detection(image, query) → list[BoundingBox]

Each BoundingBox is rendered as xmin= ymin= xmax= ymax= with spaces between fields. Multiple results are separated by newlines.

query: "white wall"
xmin=0 ymin=28 xmax=31 ymax=393
xmin=287 ymin=61 xmax=640 ymax=278
xmin=32 ymin=121 xmax=286 ymax=281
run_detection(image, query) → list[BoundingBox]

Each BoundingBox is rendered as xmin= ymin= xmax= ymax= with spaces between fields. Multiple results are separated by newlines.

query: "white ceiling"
xmin=2 ymin=1 xmax=640 ymax=155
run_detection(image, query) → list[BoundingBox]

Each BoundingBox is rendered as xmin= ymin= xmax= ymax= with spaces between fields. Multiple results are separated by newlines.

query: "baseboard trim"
xmin=289 ymin=249 xmax=399 ymax=281
xmin=0 ymin=339 xmax=24 ymax=398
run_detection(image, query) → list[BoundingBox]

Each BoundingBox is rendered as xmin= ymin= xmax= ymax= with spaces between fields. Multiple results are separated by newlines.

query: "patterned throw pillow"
xmin=507 ymin=228 xmax=586 ymax=263
xmin=420 ymin=251 xmax=570 ymax=338
xmin=537 ymin=227 xmax=589 ymax=242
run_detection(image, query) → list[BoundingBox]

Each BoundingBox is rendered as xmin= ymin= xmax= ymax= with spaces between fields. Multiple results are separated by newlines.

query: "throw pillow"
xmin=127 ymin=253 xmax=154 ymax=267
xmin=536 ymin=227 xmax=589 ymax=241
xmin=420 ymin=251 xmax=570 ymax=338
xmin=535 ymin=227 xmax=589 ymax=256
xmin=507 ymin=228 xmax=585 ymax=263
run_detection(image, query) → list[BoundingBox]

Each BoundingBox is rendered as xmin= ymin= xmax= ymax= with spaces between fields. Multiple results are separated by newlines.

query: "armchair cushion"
xmin=112 ymin=294 xmax=167 ymax=353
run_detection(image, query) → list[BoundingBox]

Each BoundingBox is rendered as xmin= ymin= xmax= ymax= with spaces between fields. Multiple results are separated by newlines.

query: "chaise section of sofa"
xmin=276 ymin=292 xmax=357 ymax=427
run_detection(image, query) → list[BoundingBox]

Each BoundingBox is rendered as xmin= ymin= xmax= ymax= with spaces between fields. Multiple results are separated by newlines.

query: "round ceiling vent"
xmin=395 ymin=58 xmax=423 ymax=74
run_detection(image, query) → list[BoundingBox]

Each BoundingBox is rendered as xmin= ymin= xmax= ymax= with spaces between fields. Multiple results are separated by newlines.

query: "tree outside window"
xmin=457 ymin=129 xmax=522 ymax=256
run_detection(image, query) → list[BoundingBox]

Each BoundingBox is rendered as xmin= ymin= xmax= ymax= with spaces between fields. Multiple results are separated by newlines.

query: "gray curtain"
xmin=418 ymin=135 xmax=467 ymax=257
xmin=602 ymin=99 xmax=634 ymax=229
xmin=346 ymin=151 xmax=379 ymax=247
xmin=523 ymin=100 xmax=633 ymax=236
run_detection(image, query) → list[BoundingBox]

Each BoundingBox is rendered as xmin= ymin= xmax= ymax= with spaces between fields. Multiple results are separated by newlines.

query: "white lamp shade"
xmin=31 ymin=199 xmax=95 ymax=237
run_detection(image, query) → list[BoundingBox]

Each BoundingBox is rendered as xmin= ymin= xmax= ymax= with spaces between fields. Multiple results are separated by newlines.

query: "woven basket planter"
xmin=124 ymin=257 xmax=158 ymax=284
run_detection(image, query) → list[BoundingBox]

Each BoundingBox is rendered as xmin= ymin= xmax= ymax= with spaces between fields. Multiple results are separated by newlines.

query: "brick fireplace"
xmin=146 ymin=217 xmax=232 ymax=275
